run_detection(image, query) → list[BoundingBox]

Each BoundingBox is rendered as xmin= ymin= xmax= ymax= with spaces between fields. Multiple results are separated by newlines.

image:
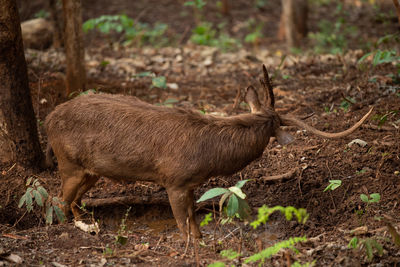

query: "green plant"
xmin=255 ymin=0 xmax=268 ymax=9
xmin=184 ymin=0 xmax=206 ymax=10
xmin=245 ymin=236 xmax=307 ymax=264
xmin=133 ymin=72 xmax=168 ymax=90
xmin=358 ymin=34 xmax=400 ymax=84
xmin=244 ymin=19 xmax=263 ymax=46
xmin=207 ymin=205 xmax=309 ymax=266
xmin=371 ymin=110 xmax=399 ymax=127
xmin=360 ymin=193 xmax=380 ymax=205
xmin=323 ymin=179 xmax=342 ymax=192
xmin=200 ymin=212 xmax=213 ymax=227
xmin=339 ymin=97 xmax=355 ymax=112
xmin=115 ymin=207 xmax=131 ymax=245
xmin=103 ymin=245 xmax=113 ymax=256
xmin=18 ymin=177 xmax=65 ymax=224
xmin=251 ymin=205 xmax=309 ymax=229
xmin=348 ymin=237 xmax=383 ymax=261
xmin=34 ymin=9 xmax=49 ymax=19
xmin=83 ymin=15 xmax=169 ymax=47
xmin=197 ymin=180 xmax=251 ymax=221
xmin=190 ymin=22 xmax=239 ymax=52
xmin=184 ymin=0 xmax=207 ymax=22
xmin=308 ymin=14 xmax=357 ymax=54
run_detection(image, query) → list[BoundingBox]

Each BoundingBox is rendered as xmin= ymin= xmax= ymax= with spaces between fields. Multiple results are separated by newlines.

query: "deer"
xmin=45 ymin=65 xmax=373 ymax=239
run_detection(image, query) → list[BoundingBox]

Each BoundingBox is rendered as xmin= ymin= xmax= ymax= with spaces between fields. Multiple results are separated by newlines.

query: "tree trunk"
xmin=0 ymin=0 xmax=44 ymax=168
xmin=62 ymin=0 xmax=86 ymax=96
xmin=278 ymin=0 xmax=308 ymax=47
xmin=49 ymin=0 xmax=63 ymax=48
xmin=220 ymin=0 xmax=230 ymax=16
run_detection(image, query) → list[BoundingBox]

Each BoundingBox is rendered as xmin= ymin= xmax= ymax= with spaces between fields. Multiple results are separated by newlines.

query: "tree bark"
xmin=278 ymin=0 xmax=308 ymax=47
xmin=49 ymin=0 xmax=63 ymax=48
xmin=62 ymin=0 xmax=86 ymax=96
xmin=0 ymin=0 xmax=44 ymax=168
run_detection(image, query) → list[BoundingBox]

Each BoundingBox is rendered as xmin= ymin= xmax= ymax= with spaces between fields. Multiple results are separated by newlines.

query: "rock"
xmin=347 ymin=139 xmax=367 ymax=148
xmin=21 ymin=18 xmax=53 ymax=50
xmin=167 ymin=83 xmax=179 ymax=90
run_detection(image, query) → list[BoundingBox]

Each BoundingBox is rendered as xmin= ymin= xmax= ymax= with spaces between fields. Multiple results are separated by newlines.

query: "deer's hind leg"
xmin=57 ymin=158 xmax=87 ymax=221
xmin=166 ymin=187 xmax=202 ymax=239
xmin=70 ymin=173 xmax=99 ymax=220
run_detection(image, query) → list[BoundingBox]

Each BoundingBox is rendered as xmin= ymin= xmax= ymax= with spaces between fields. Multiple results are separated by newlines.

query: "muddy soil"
xmin=1 ymin=0 xmax=400 ymax=266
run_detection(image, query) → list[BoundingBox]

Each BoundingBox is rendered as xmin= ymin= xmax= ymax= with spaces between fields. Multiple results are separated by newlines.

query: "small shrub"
xmin=190 ymin=22 xmax=240 ymax=52
xmin=18 ymin=177 xmax=65 ymax=224
xmin=83 ymin=15 xmax=169 ymax=47
xmin=324 ymin=179 xmax=342 ymax=192
xmin=308 ymin=9 xmax=357 ymax=55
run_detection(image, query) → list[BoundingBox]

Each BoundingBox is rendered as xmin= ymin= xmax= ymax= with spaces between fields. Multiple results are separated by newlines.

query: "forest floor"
xmin=1 ymin=0 xmax=400 ymax=266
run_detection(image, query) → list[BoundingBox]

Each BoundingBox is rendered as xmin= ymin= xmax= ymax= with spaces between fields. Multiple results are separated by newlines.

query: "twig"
xmin=2 ymin=233 xmax=29 ymax=240
xmin=223 ymin=227 xmax=240 ymax=240
xmin=12 ymin=210 xmax=28 ymax=228
xmin=340 ymin=184 xmax=350 ymax=204
xmin=154 ymin=235 xmax=163 ymax=251
xmin=4 ymin=163 xmax=16 ymax=174
xmin=262 ymin=168 xmax=298 ymax=181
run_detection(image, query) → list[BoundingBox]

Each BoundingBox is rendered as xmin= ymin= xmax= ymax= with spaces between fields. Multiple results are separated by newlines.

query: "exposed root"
xmin=262 ymin=167 xmax=299 ymax=181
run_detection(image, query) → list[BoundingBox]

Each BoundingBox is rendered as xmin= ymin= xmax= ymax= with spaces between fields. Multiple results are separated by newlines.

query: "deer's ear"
xmin=275 ymin=128 xmax=295 ymax=145
xmin=245 ymin=86 xmax=262 ymax=114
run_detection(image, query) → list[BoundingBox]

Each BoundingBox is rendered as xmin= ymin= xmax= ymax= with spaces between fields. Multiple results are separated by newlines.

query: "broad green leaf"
xmin=369 ymin=193 xmax=381 ymax=203
xmin=227 ymin=194 xmax=239 ymax=217
xmin=33 ymin=190 xmax=43 ymax=207
xmin=348 ymin=237 xmax=358 ymax=249
xmin=18 ymin=194 xmax=26 ymax=208
xmin=237 ymin=198 xmax=252 ymax=220
xmin=324 ymin=180 xmax=342 ymax=192
xmin=360 ymin=194 xmax=369 ymax=203
xmin=357 ymin=52 xmax=373 ymax=65
xmin=37 ymin=186 xmax=48 ymax=199
xmin=26 ymin=190 xmax=33 ymax=212
xmin=26 ymin=177 xmax=33 ymax=186
xmin=228 ymin=186 xmax=246 ymax=199
xmin=218 ymin=192 xmax=231 ymax=212
xmin=54 ymin=206 xmax=66 ymax=223
xmin=46 ymin=205 xmax=53 ymax=225
xmin=235 ymin=179 xmax=249 ymax=189
xmin=196 ymin=188 xmax=229 ymax=203
xmin=152 ymin=76 xmax=167 ymax=89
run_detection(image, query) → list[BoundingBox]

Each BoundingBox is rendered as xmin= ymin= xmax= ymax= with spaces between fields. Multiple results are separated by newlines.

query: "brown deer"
xmin=45 ymin=65 xmax=372 ymax=238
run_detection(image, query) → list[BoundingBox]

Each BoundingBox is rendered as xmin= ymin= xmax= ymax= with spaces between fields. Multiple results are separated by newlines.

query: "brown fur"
xmin=45 ymin=93 xmax=280 ymax=238
xmin=45 ymin=66 xmax=372 ymax=239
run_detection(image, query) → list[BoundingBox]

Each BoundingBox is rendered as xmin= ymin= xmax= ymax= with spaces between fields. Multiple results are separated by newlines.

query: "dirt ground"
xmin=1 ymin=0 xmax=400 ymax=266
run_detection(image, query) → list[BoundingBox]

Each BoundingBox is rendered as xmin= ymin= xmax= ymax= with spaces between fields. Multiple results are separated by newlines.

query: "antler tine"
xmin=260 ymin=64 xmax=275 ymax=109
